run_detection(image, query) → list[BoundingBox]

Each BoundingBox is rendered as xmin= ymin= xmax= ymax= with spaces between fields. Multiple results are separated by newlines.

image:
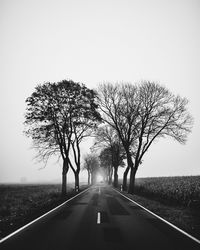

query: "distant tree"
xmin=111 ymin=143 xmax=125 ymax=187
xmin=98 ymin=81 xmax=193 ymax=194
xmin=24 ymin=80 xmax=101 ymax=196
xmin=82 ymin=154 xmax=92 ymax=185
xmin=82 ymin=153 xmax=99 ymax=185
xmin=99 ymin=147 xmax=113 ymax=184
xmin=93 ymin=126 xmax=125 ymax=187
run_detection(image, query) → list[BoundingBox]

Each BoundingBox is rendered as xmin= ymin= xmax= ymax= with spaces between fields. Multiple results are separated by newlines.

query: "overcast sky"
xmin=0 ymin=0 xmax=200 ymax=183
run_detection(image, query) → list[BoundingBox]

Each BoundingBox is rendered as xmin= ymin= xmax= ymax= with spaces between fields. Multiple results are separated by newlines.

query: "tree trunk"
xmin=113 ymin=166 xmax=119 ymax=188
xmin=91 ymin=172 xmax=95 ymax=185
xmin=108 ymin=166 xmax=113 ymax=185
xmin=62 ymin=170 xmax=67 ymax=196
xmin=61 ymin=159 xmax=68 ymax=196
xmin=123 ymin=150 xmax=134 ymax=191
xmin=74 ymin=171 xmax=80 ymax=192
xmin=87 ymin=170 xmax=91 ymax=185
xmin=122 ymin=165 xmax=130 ymax=191
xmin=128 ymin=167 xmax=137 ymax=194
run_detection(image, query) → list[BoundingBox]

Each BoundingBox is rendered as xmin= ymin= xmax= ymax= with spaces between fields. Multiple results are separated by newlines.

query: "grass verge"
xmin=120 ymin=191 xmax=200 ymax=240
xmin=0 ymin=183 xmax=88 ymax=239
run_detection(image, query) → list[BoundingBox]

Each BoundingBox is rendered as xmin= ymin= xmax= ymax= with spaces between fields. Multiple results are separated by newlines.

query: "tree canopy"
xmin=24 ymin=79 xmax=193 ymax=194
xmin=97 ymin=81 xmax=193 ymax=193
xmin=24 ymin=79 xmax=101 ymax=195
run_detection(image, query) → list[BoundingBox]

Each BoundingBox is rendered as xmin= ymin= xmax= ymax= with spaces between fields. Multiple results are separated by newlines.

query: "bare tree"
xmin=99 ymin=147 xmax=113 ymax=184
xmin=68 ymin=86 xmax=101 ymax=191
xmin=98 ymin=81 xmax=193 ymax=194
xmin=93 ymin=125 xmax=125 ymax=187
xmin=97 ymin=82 xmax=139 ymax=190
xmin=24 ymin=81 xmax=75 ymax=196
xmin=82 ymin=153 xmax=99 ymax=185
xmin=24 ymin=80 xmax=101 ymax=196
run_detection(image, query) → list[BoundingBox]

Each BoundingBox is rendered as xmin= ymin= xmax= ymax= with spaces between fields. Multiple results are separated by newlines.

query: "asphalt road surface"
xmin=0 ymin=184 xmax=200 ymax=250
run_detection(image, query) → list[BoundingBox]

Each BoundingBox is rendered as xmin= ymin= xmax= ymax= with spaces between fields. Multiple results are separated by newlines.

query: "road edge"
xmin=0 ymin=187 xmax=91 ymax=244
xmin=113 ymin=187 xmax=200 ymax=245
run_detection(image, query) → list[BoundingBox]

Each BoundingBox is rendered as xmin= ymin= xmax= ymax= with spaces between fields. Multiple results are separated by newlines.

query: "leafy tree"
xmin=24 ymin=80 xmax=101 ymax=195
xmin=98 ymin=81 xmax=193 ymax=194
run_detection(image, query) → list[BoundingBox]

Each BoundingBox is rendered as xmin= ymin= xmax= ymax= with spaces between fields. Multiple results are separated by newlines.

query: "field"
xmin=0 ymin=183 xmax=80 ymax=239
xmin=1 ymin=177 xmax=200 ymax=241
xmin=117 ymin=176 xmax=200 ymax=239
xmin=130 ymin=176 xmax=200 ymax=239
xmin=134 ymin=176 xmax=200 ymax=207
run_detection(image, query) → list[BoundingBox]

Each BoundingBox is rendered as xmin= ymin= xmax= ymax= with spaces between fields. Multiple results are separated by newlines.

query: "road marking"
xmin=0 ymin=187 xmax=91 ymax=244
xmin=113 ymin=188 xmax=200 ymax=245
xmin=97 ymin=212 xmax=101 ymax=224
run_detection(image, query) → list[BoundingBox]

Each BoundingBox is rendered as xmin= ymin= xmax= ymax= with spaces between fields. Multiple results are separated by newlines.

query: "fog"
xmin=0 ymin=0 xmax=200 ymax=183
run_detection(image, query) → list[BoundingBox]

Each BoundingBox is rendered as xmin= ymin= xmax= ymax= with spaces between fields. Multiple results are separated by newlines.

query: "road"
xmin=0 ymin=184 xmax=200 ymax=250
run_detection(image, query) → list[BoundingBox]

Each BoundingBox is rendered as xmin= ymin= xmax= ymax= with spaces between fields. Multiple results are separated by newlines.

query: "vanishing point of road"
xmin=0 ymin=184 xmax=200 ymax=250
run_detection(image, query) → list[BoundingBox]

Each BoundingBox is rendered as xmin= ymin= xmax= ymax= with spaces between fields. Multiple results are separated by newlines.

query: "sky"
xmin=0 ymin=0 xmax=200 ymax=183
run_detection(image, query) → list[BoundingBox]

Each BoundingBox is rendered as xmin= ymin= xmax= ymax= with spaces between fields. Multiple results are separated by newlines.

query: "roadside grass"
xmin=135 ymin=176 xmax=200 ymax=208
xmin=118 ymin=176 xmax=200 ymax=240
xmin=0 ymin=183 xmax=87 ymax=239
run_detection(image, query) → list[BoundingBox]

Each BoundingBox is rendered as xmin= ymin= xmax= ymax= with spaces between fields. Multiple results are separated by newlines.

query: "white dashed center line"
xmin=97 ymin=212 xmax=101 ymax=224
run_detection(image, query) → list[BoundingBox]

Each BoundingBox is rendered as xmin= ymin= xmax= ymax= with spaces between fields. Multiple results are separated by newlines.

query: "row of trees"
xmin=96 ymin=82 xmax=193 ymax=193
xmin=91 ymin=126 xmax=125 ymax=187
xmin=82 ymin=153 xmax=99 ymax=185
xmin=24 ymin=80 xmax=193 ymax=195
xmin=24 ymin=80 xmax=101 ymax=195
